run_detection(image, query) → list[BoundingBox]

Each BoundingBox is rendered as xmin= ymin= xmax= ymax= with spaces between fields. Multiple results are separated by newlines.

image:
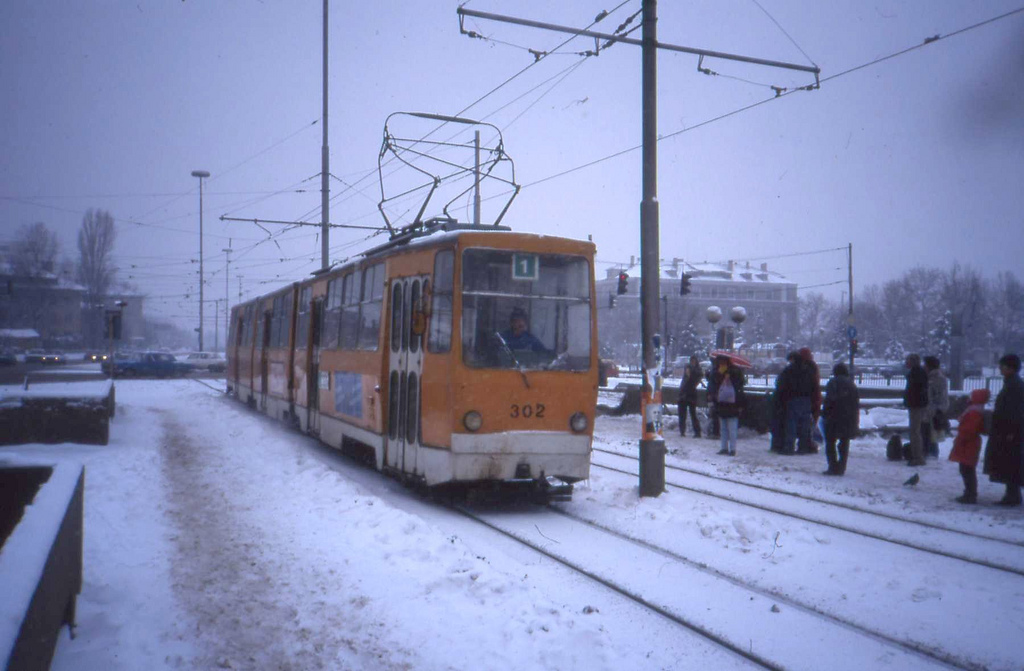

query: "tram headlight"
xmin=463 ymin=411 xmax=483 ymax=432
xmin=570 ymin=412 xmax=588 ymax=433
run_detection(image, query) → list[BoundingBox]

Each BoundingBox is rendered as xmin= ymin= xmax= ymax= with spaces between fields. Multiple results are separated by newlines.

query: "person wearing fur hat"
xmin=822 ymin=363 xmax=859 ymax=475
xmin=903 ymin=353 xmax=929 ymax=467
xmin=982 ymin=353 xmax=1024 ymax=506
xmin=948 ymin=388 xmax=990 ymax=504
xmin=924 ymin=356 xmax=950 ymax=458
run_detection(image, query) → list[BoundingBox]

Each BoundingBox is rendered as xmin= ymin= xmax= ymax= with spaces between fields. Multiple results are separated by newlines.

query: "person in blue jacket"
xmin=500 ymin=307 xmax=547 ymax=352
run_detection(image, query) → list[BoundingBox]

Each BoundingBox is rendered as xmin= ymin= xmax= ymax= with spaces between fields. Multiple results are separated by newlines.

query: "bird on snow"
xmin=903 ymin=473 xmax=920 ymax=486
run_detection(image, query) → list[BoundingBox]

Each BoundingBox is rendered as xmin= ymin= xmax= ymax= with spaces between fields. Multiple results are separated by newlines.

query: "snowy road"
xmin=2 ymin=380 xmax=1021 ymax=669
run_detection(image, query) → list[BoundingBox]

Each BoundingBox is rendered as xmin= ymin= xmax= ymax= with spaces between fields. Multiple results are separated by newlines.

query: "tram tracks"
xmin=451 ymin=503 xmax=967 ymax=671
xmin=593 ymin=447 xmax=1024 ymax=578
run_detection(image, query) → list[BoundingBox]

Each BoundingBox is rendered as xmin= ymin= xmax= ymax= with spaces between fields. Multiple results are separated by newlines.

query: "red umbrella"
xmin=709 ymin=350 xmax=753 ymax=368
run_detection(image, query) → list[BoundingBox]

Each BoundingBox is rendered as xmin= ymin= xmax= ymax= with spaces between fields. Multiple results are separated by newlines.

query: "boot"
xmin=955 ymin=493 xmax=976 ymax=504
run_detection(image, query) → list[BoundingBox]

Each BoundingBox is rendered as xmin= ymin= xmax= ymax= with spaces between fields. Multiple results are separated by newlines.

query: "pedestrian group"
xmin=675 ymin=350 xmax=1023 ymax=506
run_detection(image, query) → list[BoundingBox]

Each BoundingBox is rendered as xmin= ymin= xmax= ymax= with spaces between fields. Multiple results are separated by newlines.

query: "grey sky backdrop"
xmin=2 ymin=1 xmax=1023 ymax=341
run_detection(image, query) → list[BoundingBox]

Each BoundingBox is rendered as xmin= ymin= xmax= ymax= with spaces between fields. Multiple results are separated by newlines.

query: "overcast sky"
xmin=2 ymin=1 xmax=1022 ymax=339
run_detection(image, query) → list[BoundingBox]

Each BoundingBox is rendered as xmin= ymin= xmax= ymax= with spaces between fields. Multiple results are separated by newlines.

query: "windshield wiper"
xmin=494 ymin=332 xmax=530 ymax=389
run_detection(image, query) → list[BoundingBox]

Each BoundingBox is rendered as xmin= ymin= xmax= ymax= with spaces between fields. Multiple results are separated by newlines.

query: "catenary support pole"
xmin=320 ymin=0 xmax=330 ymax=271
xmin=638 ymin=0 xmax=665 ymax=497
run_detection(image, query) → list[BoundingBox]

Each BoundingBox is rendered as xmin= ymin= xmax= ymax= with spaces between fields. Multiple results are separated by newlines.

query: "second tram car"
xmin=227 ymin=225 xmax=597 ymax=499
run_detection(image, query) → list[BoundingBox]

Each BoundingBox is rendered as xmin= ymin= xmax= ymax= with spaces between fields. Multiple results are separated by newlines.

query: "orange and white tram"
xmin=227 ymin=225 xmax=598 ymax=498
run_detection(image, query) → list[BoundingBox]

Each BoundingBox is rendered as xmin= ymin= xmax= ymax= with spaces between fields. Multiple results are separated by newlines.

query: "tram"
xmin=227 ymin=219 xmax=598 ymax=499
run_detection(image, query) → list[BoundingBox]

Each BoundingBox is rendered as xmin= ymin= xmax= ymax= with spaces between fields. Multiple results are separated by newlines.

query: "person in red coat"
xmin=948 ymin=389 xmax=990 ymax=504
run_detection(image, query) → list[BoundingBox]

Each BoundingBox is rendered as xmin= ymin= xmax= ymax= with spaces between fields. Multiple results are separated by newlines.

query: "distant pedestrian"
xmin=799 ymin=347 xmax=822 ymax=453
xmin=705 ymin=360 xmax=720 ymax=439
xmin=778 ymin=350 xmax=815 ymax=454
xmin=903 ymin=353 xmax=929 ymax=467
xmin=712 ymin=354 xmax=746 ymax=456
xmin=948 ymin=388 xmax=990 ymax=504
xmin=678 ymin=355 xmax=703 ymax=438
xmin=924 ymin=356 xmax=950 ymax=458
xmin=982 ymin=353 xmax=1024 ymax=506
xmin=822 ymin=363 xmax=860 ymax=475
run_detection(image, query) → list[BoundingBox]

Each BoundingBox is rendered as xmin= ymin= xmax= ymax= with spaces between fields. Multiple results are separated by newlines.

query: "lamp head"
xmin=191 ymin=170 xmax=211 ymax=179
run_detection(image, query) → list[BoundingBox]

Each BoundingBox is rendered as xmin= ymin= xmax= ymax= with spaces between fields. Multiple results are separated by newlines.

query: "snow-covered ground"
xmin=2 ymin=380 xmax=1023 ymax=670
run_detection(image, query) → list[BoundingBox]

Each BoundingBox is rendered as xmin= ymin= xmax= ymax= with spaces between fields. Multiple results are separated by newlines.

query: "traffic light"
xmin=851 ymin=338 xmax=859 ymax=354
xmin=617 ymin=272 xmax=629 ymax=295
xmin=608 ymin=293 xmax=616 ymax=309
xmin=680 ymin=272 xmax=692 ymax=296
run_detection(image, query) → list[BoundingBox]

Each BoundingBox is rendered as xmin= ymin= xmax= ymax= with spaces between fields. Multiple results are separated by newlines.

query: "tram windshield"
xmin=461 ymin=249 xmax=591 ymax=371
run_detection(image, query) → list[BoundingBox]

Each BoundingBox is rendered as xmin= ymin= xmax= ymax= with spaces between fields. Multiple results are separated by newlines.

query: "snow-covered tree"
xmin=928 ymin=310 xmax=952 ymax=361
xmin=675 ymin=321 xmax=704 ymax=359
xmin=884 ymin=337 xmax=906 ymax=362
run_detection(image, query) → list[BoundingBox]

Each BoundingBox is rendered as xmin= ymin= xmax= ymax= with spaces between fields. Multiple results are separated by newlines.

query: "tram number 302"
xmin=510 ymin=403 xmax=546 ymax=419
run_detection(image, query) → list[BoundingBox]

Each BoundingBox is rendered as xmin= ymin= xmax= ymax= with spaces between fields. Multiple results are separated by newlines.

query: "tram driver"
xmin=500 ymin=307 xmax=547 ymax=353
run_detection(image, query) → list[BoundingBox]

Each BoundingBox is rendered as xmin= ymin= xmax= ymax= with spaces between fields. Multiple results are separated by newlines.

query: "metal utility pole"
xmin=223 ymin=241 xmax=232 ymax=353
xmin=214 ymin=299 xmax=220 ymax=354
xmin=637 ymin=0 xmax=664 ymax=497
xmin=191 ymin=169 xmax=210 ymax=351
xmin=320 ymin=0 xmax=330 ymax=270
xmin=847 ymin=243 xmax=855 ymax=374
xmin=456 ymin=1 xmax=819 ymax=499
xmin=474 ymin=130 xmax=482 ymax=225
xmin=238 ymin=276 xmax=243 ymax=303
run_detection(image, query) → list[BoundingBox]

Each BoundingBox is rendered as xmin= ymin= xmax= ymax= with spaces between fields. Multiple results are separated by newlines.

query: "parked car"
xmin=184 ymin=351 xmax=227 ymax=373
xmin=598 ymin=359 xmax=620 ymax=386
xmin=0 ymin=351 xmax=16 ymax=366
xmin=25 ymin=349 xmax=64 ymax=364
xmin=102 ymin=351 xmax=190 ymax=378
xmin=24 ymin=348 xmax=47 ymax=364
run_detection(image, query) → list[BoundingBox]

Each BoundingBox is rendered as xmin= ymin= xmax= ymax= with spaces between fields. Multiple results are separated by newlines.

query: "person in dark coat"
xmin=779 ymin=350 xmax=815 ymax=454
xmin=982 ymin=353 xmax=1024 ymax=506
xmin=705 ymin=360 xmax=720 ymax=439
xmin=903 ymin=353 xmax=929 ymax=467
xmin=821 ymin=363 xmax=859 ymax=475
xmin=712 ymin=354 xmax=746 ymax=456
xmin=677 ymin=355 xmax=703 ymax=438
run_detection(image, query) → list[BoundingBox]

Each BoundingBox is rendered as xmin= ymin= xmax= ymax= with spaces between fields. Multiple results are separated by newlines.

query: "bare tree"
xmin=990 ymin=271 xmax=1024 ymax=353
xmin=798 ymin=292 xmax=830 ymax=350
xmin=76 ymin=209 xmax=117 ymax=302
xmin=11 ymin=222 xmax=60 ymax=277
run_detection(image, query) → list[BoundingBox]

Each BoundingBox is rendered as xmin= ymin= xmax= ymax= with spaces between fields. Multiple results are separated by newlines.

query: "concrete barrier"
xmin=0 ymin=461 xmax=84 ymax=671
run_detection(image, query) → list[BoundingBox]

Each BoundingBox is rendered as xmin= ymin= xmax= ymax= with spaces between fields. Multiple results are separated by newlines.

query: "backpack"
xmin=886 ymin=435 xmax=903 ymax=461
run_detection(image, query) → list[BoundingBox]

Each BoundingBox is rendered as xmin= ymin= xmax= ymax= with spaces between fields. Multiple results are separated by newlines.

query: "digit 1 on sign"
xmin=512 ymin=253 xmax=538 ymax=280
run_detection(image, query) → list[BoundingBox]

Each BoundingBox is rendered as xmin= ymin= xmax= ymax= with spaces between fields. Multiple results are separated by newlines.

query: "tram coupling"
xmin=536 ymin=475 xmax=573 ymax=503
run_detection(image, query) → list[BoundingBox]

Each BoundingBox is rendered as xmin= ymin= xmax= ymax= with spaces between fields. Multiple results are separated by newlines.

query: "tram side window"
xmin=428 ymin=250 xmax=453 ymax=353
xmin=322 ymin=278 xmax=343 ymax=349
xmin=241 ymin=306 xmax=253 ymax=346
xmin=295 ymin=287 xmax=312 ymax=349
xmin=270 ymin=296 xmax=284 ymax=347
xmin=339 ymin=272 xmax=360 ymax=349
xmin=357 ymin=263 xmax=384 ymax=350
xmin=281 ymin=291 xmax=293 ymax=347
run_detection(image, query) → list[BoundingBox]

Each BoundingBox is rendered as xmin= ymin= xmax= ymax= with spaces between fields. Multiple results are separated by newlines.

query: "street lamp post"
xmin=191 ymin=170 xmax=210 ymax=351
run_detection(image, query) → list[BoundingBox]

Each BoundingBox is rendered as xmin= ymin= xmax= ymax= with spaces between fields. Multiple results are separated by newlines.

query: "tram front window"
xmin=461 ymin=249 xmax=591 ymax=371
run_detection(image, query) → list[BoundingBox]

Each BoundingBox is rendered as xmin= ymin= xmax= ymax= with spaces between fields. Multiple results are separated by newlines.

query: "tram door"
xmin=259 ymin=309 xmax=271 ymax=411
xmin=307 ymin=298 xmax=322 ymax=435
xmin=385 ymin=276 xmax=427 ymax=475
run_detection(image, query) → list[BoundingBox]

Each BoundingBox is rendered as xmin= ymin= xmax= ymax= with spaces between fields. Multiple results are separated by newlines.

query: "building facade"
xmin=596 ymin=257 xmax=799 ymax=364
